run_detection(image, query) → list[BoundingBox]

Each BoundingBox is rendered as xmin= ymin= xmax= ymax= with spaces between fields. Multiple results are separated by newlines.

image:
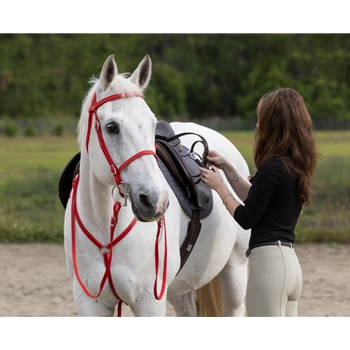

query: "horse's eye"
xmin=106 ymin=122 xmax=119 ymax=135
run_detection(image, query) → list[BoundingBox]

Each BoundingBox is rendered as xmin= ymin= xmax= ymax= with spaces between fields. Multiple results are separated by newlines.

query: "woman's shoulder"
xmin=260 ymin=157 xmax=285 ymax=169
xmin=260 ymin=156 xmax=295 ymax=179
xmin=259 ymin=157 xmax=290 ymax=177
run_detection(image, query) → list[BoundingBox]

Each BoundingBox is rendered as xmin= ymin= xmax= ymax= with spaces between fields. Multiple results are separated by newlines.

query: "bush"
xmin=54 ymin=123 xmax=64 ymax=136
xmin=147 ymin=63 xmax=186 ymax=119
xmin=4 ymin=121 xmax=18 ymax=137
xmin=25 ymin=125 xmax=36 ymax=137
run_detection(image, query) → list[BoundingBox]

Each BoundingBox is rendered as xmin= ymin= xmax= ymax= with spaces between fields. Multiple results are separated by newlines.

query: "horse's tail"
xmin=194 ymin=275 xmax=225 ymax=317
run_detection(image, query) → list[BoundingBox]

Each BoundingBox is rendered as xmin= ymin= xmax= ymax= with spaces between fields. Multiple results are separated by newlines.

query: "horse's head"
xmin=78 ymin=54 xmax=169 ymax=222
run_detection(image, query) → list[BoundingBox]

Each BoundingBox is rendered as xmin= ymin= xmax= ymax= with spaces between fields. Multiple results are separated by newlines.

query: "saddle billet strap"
xmin=177 ymin=210 xmax=202 ymax=274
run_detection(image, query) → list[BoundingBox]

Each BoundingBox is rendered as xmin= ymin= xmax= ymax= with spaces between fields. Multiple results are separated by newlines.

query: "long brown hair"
xmin=252 ymin=88 xmax=319 ymax=207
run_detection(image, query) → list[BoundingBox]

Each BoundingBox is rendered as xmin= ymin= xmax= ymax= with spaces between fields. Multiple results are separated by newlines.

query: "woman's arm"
xmin=199 ymin=166 xmax=242 ymax=216
xmin=222 ymin=162 xmax=251 ymax=202
xmin=205 ymin=150 xmax=251 ymax=202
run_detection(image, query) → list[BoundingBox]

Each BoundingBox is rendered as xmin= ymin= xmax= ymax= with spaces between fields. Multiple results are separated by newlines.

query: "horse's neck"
xmin=77 ymin=155 xmax=132 ymax=242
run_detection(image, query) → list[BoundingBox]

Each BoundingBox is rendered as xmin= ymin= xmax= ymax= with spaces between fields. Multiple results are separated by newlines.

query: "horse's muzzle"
xmin=131 ymin=190 xmax=169 ymax=222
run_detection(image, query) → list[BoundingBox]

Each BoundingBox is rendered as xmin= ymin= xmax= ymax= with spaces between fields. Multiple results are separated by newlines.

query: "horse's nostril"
xmin=139 ymin=194 xmax=152 ymax=210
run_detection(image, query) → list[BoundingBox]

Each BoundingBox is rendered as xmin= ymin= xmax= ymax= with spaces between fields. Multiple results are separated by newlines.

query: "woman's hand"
xmin=204 ymin=150 xmax=227 ymax=169
xmin=200 ymin=163 xmax=242 ymax=217
xmin=200 ymin=166 xmax=226 ymax=192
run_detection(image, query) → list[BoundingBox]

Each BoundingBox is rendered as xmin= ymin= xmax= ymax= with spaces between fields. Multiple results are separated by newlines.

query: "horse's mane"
xmin=77 ymin=73 xmax=143 ymax=146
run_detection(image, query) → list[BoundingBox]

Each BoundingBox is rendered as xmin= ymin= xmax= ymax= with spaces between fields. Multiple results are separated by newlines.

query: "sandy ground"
xmin=0 ymin=243 xmax=350 ymax=317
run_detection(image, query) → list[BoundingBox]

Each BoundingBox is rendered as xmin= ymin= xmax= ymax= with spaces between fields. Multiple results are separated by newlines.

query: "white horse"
xmin=63 ymin=54 xmax=250 ymax=317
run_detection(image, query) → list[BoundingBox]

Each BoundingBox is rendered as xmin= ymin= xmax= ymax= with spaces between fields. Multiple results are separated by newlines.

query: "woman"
xmin=200 ymin=88 xmax=319 ymax=317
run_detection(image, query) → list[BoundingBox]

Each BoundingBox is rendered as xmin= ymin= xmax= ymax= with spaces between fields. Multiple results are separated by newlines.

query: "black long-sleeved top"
xmin=234 ymin=157 xmax=302 ymax=248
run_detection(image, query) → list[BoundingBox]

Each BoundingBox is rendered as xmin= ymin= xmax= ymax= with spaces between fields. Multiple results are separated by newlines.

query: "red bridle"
xmin=86 ymin=91 xmax=157 ymax=186
xmin=70 ymin=91 xmax=167 ymax=316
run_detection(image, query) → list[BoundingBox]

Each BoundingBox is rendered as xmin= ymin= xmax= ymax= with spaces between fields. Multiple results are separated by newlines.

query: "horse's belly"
xmin=168 ymin=210 xmax=237 ymax=296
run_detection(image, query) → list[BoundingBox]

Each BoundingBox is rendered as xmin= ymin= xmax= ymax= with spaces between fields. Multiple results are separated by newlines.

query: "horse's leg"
xmin=129 ymin=298 xmax=167 ymax=317
xmin=219 ymin=243 xmax=249 ymax=317
xmin=128 ymin=291 xmax=168 ymax=317
xmin=72 ymin=280 xmax=115 ymax=317
xmin=167 ymin=293 xmax=197 ymax=317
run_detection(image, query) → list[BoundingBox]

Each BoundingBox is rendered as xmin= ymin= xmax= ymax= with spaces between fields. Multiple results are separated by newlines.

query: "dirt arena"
xmin=1 ymin=243 xmax=349 ymax=317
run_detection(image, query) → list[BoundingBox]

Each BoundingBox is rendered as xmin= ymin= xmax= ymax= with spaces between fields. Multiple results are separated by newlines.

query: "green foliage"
xmin=25 ymin=124 xmax=36 ymax=137
xmin=54 ymin=123 xmax=64 ymax=136
xmin=1 ymin=34 xmax=350 ymax=121
xmin=148 ymin=62 xmax=186 ymax=118
xmin=4 ymin=121 xmax=18 ymax=136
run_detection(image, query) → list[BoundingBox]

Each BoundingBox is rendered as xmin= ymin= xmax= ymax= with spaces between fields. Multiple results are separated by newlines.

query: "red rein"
xmin=70 ymin=91 xmax=167 ymax=316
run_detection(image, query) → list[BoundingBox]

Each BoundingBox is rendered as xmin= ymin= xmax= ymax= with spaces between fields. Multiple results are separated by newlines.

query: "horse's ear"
xmin=100 ymin=55 xmax=118 ymax=91
xmin=129 ymin=55 xmax=152 ymax=90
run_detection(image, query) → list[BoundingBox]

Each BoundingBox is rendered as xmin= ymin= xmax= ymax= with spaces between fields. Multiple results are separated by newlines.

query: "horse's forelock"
xmin=110 ymin=73 xmax=142 ymax=94
xmin=77 ymin=73 xmax=143 ymax=146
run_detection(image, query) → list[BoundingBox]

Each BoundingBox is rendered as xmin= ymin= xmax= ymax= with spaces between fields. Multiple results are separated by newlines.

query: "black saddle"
xmin=155 ymin=120 xmax=213 ymax=217
xmin=154 ymin=121 xmax=214 ymax=272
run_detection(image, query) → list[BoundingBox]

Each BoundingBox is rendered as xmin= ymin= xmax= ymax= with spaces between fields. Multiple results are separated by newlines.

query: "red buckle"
xmin=111 ymin=216 xmax=117 ymax=227
xmin=110 ymin=165 xmax=117 ymax=175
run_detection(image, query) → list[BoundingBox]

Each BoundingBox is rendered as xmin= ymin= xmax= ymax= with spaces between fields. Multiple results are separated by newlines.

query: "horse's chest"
xmin=75 ymin=251 xmax=142 ymax=303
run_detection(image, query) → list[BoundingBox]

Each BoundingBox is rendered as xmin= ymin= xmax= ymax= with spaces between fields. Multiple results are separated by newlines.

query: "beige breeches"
xmin=246 ymin=242 xmax=303 ymax=317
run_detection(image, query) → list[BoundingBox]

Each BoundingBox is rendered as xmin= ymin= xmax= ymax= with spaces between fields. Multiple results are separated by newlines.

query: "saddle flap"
xmin=58 ymin=152 xmax=81 ymax=208
xmin=155 ymin=129 xmax=213 ymax=213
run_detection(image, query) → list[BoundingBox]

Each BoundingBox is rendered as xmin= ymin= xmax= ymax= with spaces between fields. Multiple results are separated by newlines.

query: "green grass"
xmin=0 ymin=136 xmax=79 ymax=243
xmin=0 ymin=130 xmax=349 ymax=243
